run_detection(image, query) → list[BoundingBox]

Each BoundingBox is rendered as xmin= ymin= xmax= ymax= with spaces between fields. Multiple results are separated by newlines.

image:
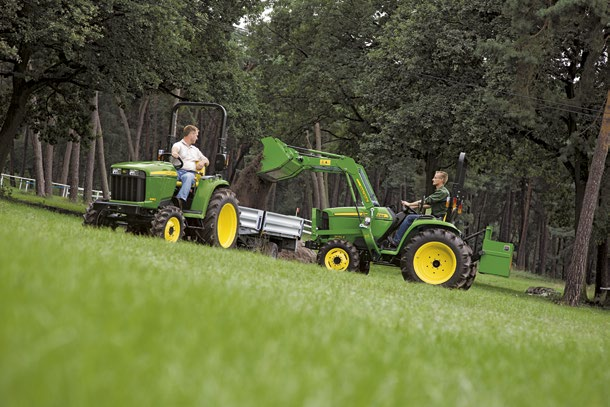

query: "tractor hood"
xmin=111 ymin=161 xmax=178 ymax=178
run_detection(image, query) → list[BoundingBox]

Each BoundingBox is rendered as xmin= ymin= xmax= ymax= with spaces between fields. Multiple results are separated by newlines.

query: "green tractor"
xmin=84 ymin=102 xmax=239 ymax=248
xmin=257 ymin=137 xmax=513 ymax=290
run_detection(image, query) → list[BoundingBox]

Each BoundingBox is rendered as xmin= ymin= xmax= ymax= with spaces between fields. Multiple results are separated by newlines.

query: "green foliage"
xmin=1 ymin=201 xmax=609 ymax=406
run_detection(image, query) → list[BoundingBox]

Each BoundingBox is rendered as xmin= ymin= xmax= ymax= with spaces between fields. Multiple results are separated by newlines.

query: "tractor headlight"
xmin=112 ymin=168 xmax=121 ymax=175
xmin=129 ymin=170 xmax=142 ymax=176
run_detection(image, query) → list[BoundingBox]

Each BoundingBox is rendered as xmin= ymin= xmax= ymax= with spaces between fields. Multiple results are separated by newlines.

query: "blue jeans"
xmin=390 ymin=214 xmax=421 ymax=245
xmin=176 ymin=169 xmax=196 ymax=201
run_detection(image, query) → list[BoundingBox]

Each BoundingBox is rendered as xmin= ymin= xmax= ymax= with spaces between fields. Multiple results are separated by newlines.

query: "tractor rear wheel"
xmin=317 ymin=239 xmax=360 ymax=272
xmin=151 ymin=206 xmax=185 ymax=243
xmin=401 ymin=228 xmax=473 ymax=289
xmin=201 ymin=188 xmax=239 ymax=248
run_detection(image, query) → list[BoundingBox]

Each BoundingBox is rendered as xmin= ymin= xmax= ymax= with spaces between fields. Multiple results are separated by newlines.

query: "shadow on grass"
xmin=475 ymin=281 xmax=568 ymax=306
xmin=474 ymin=281 xmax=525 ymax=297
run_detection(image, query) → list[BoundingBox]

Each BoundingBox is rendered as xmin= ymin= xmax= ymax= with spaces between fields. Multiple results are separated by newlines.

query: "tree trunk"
xmin=516 ymin=178 xmax=533 ymax=270
xmin=563 ymin=90 xmax=610 ymax=306
xmin=95 ymin=101 xmax=110 ymax=199
xmin=31 ymin=129 xmax=45 ymax=197
xmin=536 ymin=204 xmax=548 ymax=275
xmin=44 ymin=143 xmax=54 ymax=196
xmin=60 ymin=140 xmax=73 ymax=185
xmin=8 ymin=138 xmax=16 ymax=185
xmin=0 ymin=49 xmax=36 ymax=172
xmin=314 ymin=123 xmax=328 ymax=209
xmin=84 ymin=93 xmax=102 ymax=203
xmin=20 ymin=127 xmax=29 ymax=178
xmin=116 ymin=96 xmax=135 ymax=160
xmin=500 ymin=189 xmax=513 ymax=243
xmin=305 ymin=130 xmax=320 ymax=209
xmin=133 ymin=96 xmax=150 ymax=160
xmin=84 ymin=138 xmax=96 ymax=204
xmin=593 ymin=239 xmax=608 ymax=304
xmin=68 ymin=136 xmax=81 ymax=203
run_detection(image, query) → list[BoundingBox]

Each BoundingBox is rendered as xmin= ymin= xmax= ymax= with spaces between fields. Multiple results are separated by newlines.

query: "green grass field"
xmin=1 ymin=199 xmax=608 ymax=406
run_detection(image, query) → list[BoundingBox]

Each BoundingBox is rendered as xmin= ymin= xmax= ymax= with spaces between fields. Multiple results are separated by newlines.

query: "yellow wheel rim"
xmin=217 ymin=203 xmax=238 ymax=248
xmin=413 ymin=241 xmax=457 ymax=284
xmin=324 ymin=248 xmax=350 ymax=271
xmin=164 ymin=216 xmax=181 ymax=243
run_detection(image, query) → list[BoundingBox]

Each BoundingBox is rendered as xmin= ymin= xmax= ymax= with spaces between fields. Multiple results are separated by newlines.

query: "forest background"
xmin=0 ymin=0 xmax=608 ymax=305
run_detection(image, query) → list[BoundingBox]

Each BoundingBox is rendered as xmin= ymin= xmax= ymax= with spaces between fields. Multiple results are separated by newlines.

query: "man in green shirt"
xmin=386 ymin=171 xmax=450 ymax=248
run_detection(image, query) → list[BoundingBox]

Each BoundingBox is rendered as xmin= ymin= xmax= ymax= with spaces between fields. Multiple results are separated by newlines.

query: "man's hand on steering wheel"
xmin=159 ymin=152 xmax=183 ymax=170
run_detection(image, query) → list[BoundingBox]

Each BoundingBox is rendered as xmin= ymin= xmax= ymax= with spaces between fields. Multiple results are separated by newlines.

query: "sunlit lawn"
xmin=1 ymin=199 xmax=608 ymax=406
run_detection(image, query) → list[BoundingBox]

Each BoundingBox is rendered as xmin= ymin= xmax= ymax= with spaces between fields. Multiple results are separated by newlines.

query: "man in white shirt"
xmin=171 ymin=125 xmax=209 ymax=208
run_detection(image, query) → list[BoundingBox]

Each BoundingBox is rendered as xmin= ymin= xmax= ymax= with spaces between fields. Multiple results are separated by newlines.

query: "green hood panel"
xmin=111 ymin=161 xmax=178 ymax=178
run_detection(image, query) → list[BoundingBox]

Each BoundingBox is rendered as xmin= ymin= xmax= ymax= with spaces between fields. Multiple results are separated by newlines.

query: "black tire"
xmin=151 ymin=206 xmax=185 ymax=242
xmin=83 ymin=204 xmax=107 ymax=227
xmin=126 ymin=224 xmax=149 ymax=236
xmin=317 ymin=239 xmax=360 ymax=272
xmin=358 ymin=251 xmax=371 ymax=275
xmin=461 ymin=254 xmax=478 ymax=291
xmin=201 ymin=188 xmax=239 ymax=248
xmin=264 ymin=242 xmax=279 ymax=259
xmin=359 ymin=260 xmax=371 ymax=275
xmin=401 ymin=228 xmax=473 ymax=289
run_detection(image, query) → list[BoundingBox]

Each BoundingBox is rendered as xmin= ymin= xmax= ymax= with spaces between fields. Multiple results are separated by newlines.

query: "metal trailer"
xmin=237 ymin=206 xmax=306 ymax=258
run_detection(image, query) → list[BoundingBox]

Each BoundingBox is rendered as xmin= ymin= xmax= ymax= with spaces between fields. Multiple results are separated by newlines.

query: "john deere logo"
xmin=320 ymin=159 xmax=331 ymax=166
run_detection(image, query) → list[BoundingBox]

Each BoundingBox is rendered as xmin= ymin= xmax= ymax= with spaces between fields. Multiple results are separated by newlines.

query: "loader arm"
xmin=258 ymin=137 xmax=380 ymax=210
xmin=258 ymin=137 xmax=382 ymax=256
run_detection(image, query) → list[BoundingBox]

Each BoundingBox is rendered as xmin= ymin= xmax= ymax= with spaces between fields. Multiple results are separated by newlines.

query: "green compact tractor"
xmin=84 ymin=102 xmax=239 ymax=248
xmin=258 ymin=137 xmax=513 ymax=290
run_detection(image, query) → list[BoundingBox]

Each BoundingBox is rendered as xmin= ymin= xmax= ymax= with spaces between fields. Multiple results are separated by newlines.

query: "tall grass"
xmin=1 ymin=200 xmax=608 ymax=406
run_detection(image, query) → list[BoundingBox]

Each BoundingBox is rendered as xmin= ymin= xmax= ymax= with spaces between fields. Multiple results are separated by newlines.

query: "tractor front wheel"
xmin=317 ymin=239 xmax=360 ymax=272
xmin=401 ymin=228 xmax=473 ymax=289
xmin=151 ymin=206 xmax=185 ymax=243
xmin=201 ymin=188 xmax=239 ymax=248
xmin=83 ymin=204 xmax=109 ymax=227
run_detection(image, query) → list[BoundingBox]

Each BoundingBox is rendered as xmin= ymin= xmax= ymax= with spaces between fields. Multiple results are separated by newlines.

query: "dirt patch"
xmin=279 ymin=241 xmax=317 ymax=264
xmin=231 ymin=153 xmax=273 ymax=209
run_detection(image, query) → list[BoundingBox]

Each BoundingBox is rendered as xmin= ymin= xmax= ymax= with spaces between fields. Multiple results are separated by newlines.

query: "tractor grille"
xmin=110 ymin=174 xmax=146 ymax=202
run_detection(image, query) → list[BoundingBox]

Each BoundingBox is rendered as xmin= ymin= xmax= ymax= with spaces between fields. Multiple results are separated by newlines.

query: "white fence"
xmin=1 ymin=173 xmax=104 ymax=200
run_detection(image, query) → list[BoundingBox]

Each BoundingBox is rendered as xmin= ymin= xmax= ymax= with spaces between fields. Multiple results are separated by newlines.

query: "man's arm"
xmin=195 ymin=151 xmax=209 ymax=170
xmin=425 ymin=188 xmax=449 ymax=204
xmin=171 ymin=144 xmax=181 ymax=159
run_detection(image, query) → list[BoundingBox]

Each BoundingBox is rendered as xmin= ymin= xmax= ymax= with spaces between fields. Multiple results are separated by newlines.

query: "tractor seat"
xmin=175 ymin=175 xmax=215 ymax=187
xmin=175 ymin=168 xmax=212 ymax=188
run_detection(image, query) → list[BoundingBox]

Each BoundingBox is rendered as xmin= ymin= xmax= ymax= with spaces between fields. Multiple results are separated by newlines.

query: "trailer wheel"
xmin=317 ymin=239 xmax=360 ymax=272
xmin=151 ymin=206 xmax=185 ymax=243
xmin=201 ymin=188 xmax=239 ymax=248
xmin=401 ymin=228 xmax=473 ymax=289
xmin=264 ymin=242 xmax=279 ymax=259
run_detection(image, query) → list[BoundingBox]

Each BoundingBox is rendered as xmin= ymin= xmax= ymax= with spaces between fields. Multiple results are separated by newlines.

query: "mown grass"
xmin=1 ymin=199 xmax=608 ymax=407
xmin=1 ymin=187 xmax=88 ymax=213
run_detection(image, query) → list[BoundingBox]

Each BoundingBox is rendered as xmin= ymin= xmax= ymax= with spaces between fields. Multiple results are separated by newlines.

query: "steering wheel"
xmin=417 ymin=196 xmax=425 ymax=214
xmin=402 ymin=202 xmax=418 ymax=215
xmin=159 ymin=152 xmax=183 ymax=170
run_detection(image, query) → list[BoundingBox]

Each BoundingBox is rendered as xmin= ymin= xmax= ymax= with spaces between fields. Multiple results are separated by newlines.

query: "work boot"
xmin=381 ymin=239 xmax=397 ymax=250
xmin=172 ymin=197 xmax=184 ymax=210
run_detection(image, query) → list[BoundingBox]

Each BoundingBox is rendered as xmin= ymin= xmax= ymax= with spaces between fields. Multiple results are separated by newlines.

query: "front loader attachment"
xmin=258 ymin=137 xmax=307 ymax=181
xmin=258 ymin=137 xmax=350 ymax=182
xmin=478 ymin=226 xmax=514 ymax=278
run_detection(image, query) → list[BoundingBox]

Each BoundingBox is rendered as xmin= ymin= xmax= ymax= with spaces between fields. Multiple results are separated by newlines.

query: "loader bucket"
xmin=478 ymin=226 xmax=513 ymax=278
xmin=258 ymin=137 xmax=306 ymax=182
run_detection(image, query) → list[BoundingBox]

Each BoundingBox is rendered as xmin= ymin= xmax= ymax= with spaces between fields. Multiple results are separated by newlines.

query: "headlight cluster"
xmin=111 ymin=168 xmax=144 ymax=177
